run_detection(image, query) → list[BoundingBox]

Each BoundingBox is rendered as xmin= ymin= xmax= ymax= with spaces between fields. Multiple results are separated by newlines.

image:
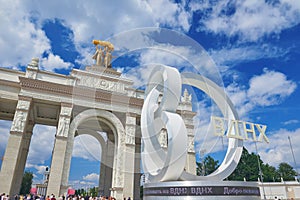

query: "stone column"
xmin=98 ymin=142 xmax=107 ymax=196
xmin=47 ymin=103 xmax=72 ymax=196
xmin=110 ymin=115 xmax=126 ymax=200
xmin=181 ymin=113 xmax=196 ymax=174
xmin=122 ymin=113 xmax=136 ymax=199
xmin=186 ymin=128 xmax=196 ymax=174
xmin=0 ymin=97 xmax=32 ymax=196
xmin=133 ymin=144 xmax=141 ymax=200
xmin=178 ymin=89 xmax=196 ymax=174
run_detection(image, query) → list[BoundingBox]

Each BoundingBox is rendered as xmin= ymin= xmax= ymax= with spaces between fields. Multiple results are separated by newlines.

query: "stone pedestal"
xmin=143 ymin=181 xmax=261 ymax=200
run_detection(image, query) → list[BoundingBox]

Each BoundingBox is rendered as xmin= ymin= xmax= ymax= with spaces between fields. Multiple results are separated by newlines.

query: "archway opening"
xmin=69 ymin=117 xmax=117 ymax=197
xmin=69 ymin=134 xmax=101 ymax=194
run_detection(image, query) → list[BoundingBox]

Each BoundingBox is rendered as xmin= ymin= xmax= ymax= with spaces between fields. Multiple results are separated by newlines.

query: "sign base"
xmin=143 ymin=180 xmax=261 ymax=200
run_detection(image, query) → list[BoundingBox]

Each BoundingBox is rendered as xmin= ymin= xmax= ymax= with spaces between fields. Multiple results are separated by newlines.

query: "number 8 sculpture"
xmin=141 ymin=64 xmax=243 ymax=182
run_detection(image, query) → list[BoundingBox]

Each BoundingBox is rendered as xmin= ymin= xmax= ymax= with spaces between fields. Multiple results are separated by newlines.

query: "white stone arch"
xmin=62 ymin=109 xmax=126 ymax=194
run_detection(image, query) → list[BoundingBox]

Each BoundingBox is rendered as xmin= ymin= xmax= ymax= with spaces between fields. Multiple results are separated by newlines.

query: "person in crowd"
xmin=50 ymin=195 xmax=56 ymax=200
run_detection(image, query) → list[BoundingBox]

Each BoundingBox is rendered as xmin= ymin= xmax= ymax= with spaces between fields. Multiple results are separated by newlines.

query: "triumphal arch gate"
xmin=0 ymin=42 xmax=196 ymax=199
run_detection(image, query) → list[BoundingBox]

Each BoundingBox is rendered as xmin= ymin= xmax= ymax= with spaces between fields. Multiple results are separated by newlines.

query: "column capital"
xmin=55 ymin=135 xmax=68 ymax=141
xmin=16 ymin=98 xmax=32 ymax=112
xmin=125 ymin=125 xmax=135 ymax=145
xmin=61 ymin=102 xmax=73 ymax=108
xmin=59 ymin=104 xmax=73 ymax=118
xmin=18 ymin=95 xmax=33 ymax=102
xmin=126 ymin=114 xmax=136 ymax=125
xmin=126 ymin=112 xmax=138 ymax=117
xmin=56 ymin=116 xmax=71 ymax=138
xmin=10 ymin=110 xmax=29 ymax=133
xmin=187 ymin=136 xmax=195 ymax=153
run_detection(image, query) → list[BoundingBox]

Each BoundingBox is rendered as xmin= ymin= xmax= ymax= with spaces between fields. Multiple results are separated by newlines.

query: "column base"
xmin=111 ymin=187 xmax=123 ymax=200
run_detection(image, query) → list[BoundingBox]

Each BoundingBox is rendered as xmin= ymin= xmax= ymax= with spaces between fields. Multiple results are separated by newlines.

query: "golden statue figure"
xmin=92 ymin=45 xmax=104 ymax=66
xmin=92 ymin=40 xmax=114 ymax=67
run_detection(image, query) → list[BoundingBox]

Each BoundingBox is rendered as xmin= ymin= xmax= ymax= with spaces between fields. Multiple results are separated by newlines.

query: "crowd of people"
xmin=0 ymin=194 xmax=132 ymax=200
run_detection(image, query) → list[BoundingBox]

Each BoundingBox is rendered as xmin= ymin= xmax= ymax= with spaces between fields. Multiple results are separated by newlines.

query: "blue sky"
xmin=0 ymin=0 xmax=300 ymax=188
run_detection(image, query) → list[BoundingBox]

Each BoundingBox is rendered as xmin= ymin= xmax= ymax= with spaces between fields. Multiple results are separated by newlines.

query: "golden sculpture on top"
xmin=92 ymin=39 xmax=114 ymax=68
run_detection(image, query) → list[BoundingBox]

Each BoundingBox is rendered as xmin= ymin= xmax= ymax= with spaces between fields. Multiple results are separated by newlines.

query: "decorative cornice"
xmin=0 ymin=67 xmax=25 ymax=75
xmin=72 ymin=67 xmax=132 ymax=84
xmin=177 ymin=110 xmax=197 ymax=117
xmin=61 ymin=102 xmax=73 ymax=108
xmin=0 ymin=79 xmax=20 ymax=88
xmin=85 ymin=65 xmax=122 ymax=77
xmin=18 ymin=95 xmax=33 ymax=102
xmin=19 ymin=77 xmax=143 ymax=108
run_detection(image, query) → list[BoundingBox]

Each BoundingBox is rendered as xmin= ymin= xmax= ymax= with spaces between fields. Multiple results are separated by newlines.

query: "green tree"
xmin=196 ymin=162 xmax=202 ymax=176
xmin=261 ymin=163 xmax=280 ymax=182
xmin=89 ymin=187 xmax=98 ymax=197
xmin=204 ymin=155 xmax=219 ymax=175
xmin=19 ymin=171 xmax=33 ymax=195
xmin=277 ymin=162 xmax=297 ymax=181
xmin=228 ymin=147 xmax=262 ymax=181
xmin=196 ymin=148 xmax=298 ymax=183
xmin=196 ymin=155 xmax=219 ymax=176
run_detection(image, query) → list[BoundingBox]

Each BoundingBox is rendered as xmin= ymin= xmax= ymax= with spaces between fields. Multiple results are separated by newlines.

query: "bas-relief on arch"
xmin=63 ymin=109 xmax=126 ymax=189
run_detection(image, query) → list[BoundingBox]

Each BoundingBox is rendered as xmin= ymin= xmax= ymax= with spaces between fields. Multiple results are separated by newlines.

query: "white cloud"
xmin=121 ymin=41 xmax=220 ymax=88
xmin=0 ymin=1 xmax=50 ymax=68
xmin=146 ymin=0 xmax=192 ymax=32
xmin=226 ymin=68 xmax=297 ymax=118
xmin=69 ymin=180 xmax=97 ymax=189
xmin=193 ymin=100 xmax=229 ymax=156
xmin=245 ymin=128 xmax=300 ymax=171
xmin=40 ymin=53 xmax=73 ymax=71
xmin=27 ymin=125 xmax=56 ymax=165
xmin=192 ymin=69 xmax=297 ymax=159
xmin=282 ymin=120 xmax=299 ymax=125
xmin=82 ymin=173 xmax=99 ymax=181
xmin=248 ymin=68 xmax=297 ymax=106
xmin=25 ymin=163 xmax=48 ymax=175
xmin=209 ymin=44 xmax=289 ymax=66
xmin=72 ymin=134 xmax=102 ymax=161
xmin=192 ymin=0 xmax=300 ymax=42
xmin=0 ymin=122 xmax=55 ymax=166
xmin=0 ymin=0 xmax=194 ymax=70
xmin=0 ymin=122 xmax=54 ymax=183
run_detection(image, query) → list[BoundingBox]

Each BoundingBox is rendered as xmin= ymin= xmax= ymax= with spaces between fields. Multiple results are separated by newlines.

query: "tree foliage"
xmin=277 ymin=162 xmax=297 ymax=181
xmin=19 ymin=171 xmax=33 ymax=195
xmin=228 ymin=147 xmax=261 ymax=181
xmin=75 ymin=187 xmax=98 ymax=197
xmin=228 ymin=147 xmax=297 ymax=182
xmin=196 ymin=147 xmax=297 ymax=182
xmin=196 ymin=155 xmax=219 ymax=176
xmin=261 ymin=163 xmax=280 ymax=182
